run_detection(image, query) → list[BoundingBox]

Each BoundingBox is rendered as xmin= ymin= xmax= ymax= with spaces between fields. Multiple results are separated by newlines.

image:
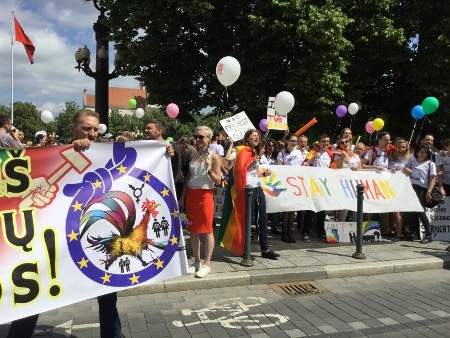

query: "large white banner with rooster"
xmin=0 ymin=141 xmax=188 ymax=324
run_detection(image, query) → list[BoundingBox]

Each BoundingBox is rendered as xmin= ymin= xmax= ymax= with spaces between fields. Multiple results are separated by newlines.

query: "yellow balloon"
xmin=372 ymin=118 xmax=384 ymax=131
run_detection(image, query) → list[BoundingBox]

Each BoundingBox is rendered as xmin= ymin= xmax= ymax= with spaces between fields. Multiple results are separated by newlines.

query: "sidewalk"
xmin=119 ymin=227 xmax=450 ymax=297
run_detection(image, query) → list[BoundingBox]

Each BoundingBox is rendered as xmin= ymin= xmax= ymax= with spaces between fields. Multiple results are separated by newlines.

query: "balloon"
xmin=166 ymin=137 xmax=174 ymax=141
xmin=274 ymin=91 xmax=295 ymax=114
xmin=129 ymin=98 xmax=137 ymax=108
xmin=422 ymin=96 xmax=439 ymax=114
xmin=372 ymin=118 xmax=384 ymax=131
xmin=41 ymin=110 xmax=53 ymax=124
xmin=166 ymin=103 xmax=179 ymax=118
xmin=411 ymin=105 xmax=425 ymax=120
xmin=365 ymin=121 xmax=375 ymax=134
xmin=348 ymin=103 xmax=359 ymax=115
xmin=216 ymin=56 xmax=241 ymax=86
xmin=336 ymin=105 xmax=347 ymax=118
xmin=259 ymin=119 xmax=268 ymax=132
xmin=99 ymin=124 xmax=107 ymax=135
xmin=135 ymin=108 xmax=145 ymax=118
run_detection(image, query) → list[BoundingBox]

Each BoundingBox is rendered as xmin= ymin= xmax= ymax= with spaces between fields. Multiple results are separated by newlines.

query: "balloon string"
xmin=408 ymin=121 xmax=417 ymax=146
xmin=331 ymin=118 xmax=341 ymax=142
xmin=216 ymin=87 xmax=228 ymax=128
xmin=349 ymin=115 xmax=353 ymax=129
xmin=262 ymin=130 xmax=272 ymax=149
xmin=415 ymin=118 xmax=426 ymax=146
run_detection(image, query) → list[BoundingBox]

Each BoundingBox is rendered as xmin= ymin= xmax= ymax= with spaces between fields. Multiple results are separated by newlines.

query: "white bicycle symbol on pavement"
xmin=172 ymin=296 xmax=289 ymax=329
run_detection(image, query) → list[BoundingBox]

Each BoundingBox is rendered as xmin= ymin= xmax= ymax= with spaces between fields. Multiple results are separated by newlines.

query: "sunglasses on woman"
xmin=340 ymin=140 xmax=349 ymax=145
xmin=193 ymin=135 xmax=205 ymax=140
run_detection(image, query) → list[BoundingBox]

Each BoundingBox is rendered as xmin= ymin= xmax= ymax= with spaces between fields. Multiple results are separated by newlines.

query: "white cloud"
xmin=0 ymin=0 xmax=138 ymax=115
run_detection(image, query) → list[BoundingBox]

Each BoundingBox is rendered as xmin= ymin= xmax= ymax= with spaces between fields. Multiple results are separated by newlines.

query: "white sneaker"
xmin=194 ymin=265 xmax=211 ymax=278
xmin=188 ymin=261 xmax=200 ymax=274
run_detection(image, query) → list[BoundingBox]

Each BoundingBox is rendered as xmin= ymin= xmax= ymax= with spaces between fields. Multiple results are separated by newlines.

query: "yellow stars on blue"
xmin=143 ymin=172 xmax=151 ymax=182
xmin=77 ymin=257 xmax=89 ymax=269
xmin=160 ymin=187 xmax=169 ymax=197
xmin=101 ymin=272 xmax=111 ymax=284
xmin=171 ymin=209 xmax=179 ymax=218
xmin=71 ymin=201 xmax=83 ymax=211
xmin=93 ymin=180 xmax=102 ymax=189
xmin=117 ymin=164 xmax=127 ymax=174
xmin=155 ymin=258 xmax=164 ymax=270
xmin=129 ymin=273 xmax=140 ymax=285
xmin=169 ymin=235 xmax=179 ymax=245
xmin=67 ymin=230 xmax=79 ymax=242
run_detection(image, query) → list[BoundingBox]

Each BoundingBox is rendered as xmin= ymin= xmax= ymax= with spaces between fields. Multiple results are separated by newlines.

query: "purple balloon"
xmin=259 ymin=119 xmax=268 ymax=132
xmin=336 ymin=105 xmax=347 ymax=118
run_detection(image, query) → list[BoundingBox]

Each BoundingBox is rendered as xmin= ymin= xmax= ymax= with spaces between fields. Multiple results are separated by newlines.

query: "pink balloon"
xmin=166 ymin=103 xmax=179 ymax=119
xmin=336 ymin=105 xmax=347 ymax=118
xmin=365 ymin=121 xmax=375 ymax=134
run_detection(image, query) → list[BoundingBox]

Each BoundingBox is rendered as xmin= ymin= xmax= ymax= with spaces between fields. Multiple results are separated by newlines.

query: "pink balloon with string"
xmin=166 ymin=103 xmax=179 ymax=118
xmin=365 ymin=121 xmax=375 ymax=134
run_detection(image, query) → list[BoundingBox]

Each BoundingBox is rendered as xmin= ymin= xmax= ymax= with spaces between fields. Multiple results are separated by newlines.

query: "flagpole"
xmin=11 ymin=12 xmax=14 ymax=123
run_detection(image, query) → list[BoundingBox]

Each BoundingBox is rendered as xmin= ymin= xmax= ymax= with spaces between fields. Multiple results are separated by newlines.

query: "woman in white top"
xmin=179 ymin=126 xmax=222 ymax=278
xmin=335 ymin=137 xmax=361 ymax=222
xmin=403 ymin=144 xmax=435 ymax=243
xmin=277 ymin=133 xmax=306 ymax=242
xmin=388 ymin=138 xmax=411 ymax=241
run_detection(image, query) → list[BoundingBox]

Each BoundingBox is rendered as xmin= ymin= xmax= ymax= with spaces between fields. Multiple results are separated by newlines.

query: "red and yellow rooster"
xmin=79 ymin=191 xmax=160 ymax=270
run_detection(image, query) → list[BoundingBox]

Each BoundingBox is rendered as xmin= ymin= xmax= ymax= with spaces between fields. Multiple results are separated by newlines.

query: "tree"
xmin=54 ymin=101 xmax=81 ymax=142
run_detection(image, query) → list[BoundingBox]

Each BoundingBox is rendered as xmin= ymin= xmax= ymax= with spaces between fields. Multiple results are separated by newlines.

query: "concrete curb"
xmin=118 ymin=256 xmax=450 ymax=297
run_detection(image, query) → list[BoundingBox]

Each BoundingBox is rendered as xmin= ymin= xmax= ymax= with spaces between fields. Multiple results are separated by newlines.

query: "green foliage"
xmin=55 ymin=101 xmax=81 ymax=142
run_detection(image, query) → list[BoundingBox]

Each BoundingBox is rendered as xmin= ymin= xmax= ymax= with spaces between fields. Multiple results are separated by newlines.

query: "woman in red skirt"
xmin=179 ymin=126 xmax=222 ymax=278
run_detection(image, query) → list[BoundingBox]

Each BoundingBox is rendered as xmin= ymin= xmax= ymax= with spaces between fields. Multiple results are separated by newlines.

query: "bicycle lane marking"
xmin=172 ymin=296 xmax=289 ymax=329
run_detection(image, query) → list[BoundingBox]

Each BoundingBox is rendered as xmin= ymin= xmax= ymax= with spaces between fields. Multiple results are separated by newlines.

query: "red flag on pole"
xmin=14 ymin=17 xmax=35 ymax=64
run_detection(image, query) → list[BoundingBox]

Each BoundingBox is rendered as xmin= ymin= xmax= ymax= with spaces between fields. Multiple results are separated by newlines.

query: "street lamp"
xmin=74 ymin=0 xmax=126 ymax=126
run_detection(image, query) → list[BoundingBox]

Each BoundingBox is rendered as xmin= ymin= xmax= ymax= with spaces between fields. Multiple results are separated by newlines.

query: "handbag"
xmin=420 ymin=162 xmax=443 ymax=208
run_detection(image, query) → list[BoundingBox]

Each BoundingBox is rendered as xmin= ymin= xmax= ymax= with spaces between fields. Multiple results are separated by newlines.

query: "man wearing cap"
xmin=0 ymin=115 xmax=23 ymax=148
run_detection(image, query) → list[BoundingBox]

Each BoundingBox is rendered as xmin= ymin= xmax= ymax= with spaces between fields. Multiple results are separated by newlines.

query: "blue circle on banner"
xmin=65 ymin=166 xmax=181 ymax=287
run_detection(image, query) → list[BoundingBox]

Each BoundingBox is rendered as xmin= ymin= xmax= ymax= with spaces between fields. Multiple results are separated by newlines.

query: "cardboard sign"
xmin=214 ymin=186 xmax=226 ymax=217
xmin=220 ymin=112 xmax=256 ymax=141
xmin=425 ymin=196 xmax=450 ymax=241
xmin=325 ymin=221 xmax=381 ymax=243
xmin=266 ymin=97 xmax=288 ymax=130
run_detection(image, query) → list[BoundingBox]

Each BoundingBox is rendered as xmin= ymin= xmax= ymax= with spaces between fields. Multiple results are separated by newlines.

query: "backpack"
xmin=366 ymin=144 xmax=395 ymax=166
xmin=304 ymin=143 xmax=336 ymax=168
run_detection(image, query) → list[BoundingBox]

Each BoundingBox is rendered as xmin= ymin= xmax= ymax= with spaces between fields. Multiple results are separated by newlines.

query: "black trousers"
xmin=409 ymin=184 xmax=431 ymax=237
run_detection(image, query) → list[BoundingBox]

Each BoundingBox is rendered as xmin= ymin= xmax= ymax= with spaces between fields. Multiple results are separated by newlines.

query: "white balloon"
xmin=99 ymin=124 xmax=107 ymax=135
xmin=274 ymin=91 xmax=295 ymax=115
xmin=135 ymin=108 xmax=145 ymax=119
xmin=41 ymin=110 xmax=53 ymax=124
xmin=348 ymin=103 xmax=359 ymax=115
xmin=216 ymin=56 xmax=241 ymax=87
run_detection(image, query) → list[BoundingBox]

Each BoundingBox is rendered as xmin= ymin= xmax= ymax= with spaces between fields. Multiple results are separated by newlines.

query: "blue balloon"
xmin=411 ymin=105 xmax=425 ymax=120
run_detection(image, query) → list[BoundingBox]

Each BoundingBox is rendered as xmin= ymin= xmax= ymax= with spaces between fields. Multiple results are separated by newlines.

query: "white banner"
xmin=266 ymin=97 xmax=288 ymax=130
xmin=0 ymin=141 xmax=188 ymax=324
xmin=325 ymin=221 xmax=381 ymax=243
xmin=262 ymin=166 xmax=423 ymax=213
xmin=220 ymin=111 xmax=256 ymax=141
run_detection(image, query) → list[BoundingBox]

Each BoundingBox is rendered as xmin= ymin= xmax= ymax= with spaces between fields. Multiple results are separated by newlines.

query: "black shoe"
xmin=281 ymin=235 xmax=290 ymax=243
xmin=391 ymin=236 xmax=400 ymax=242
xmin=288 ymin=235 xmax=296 ymax=243
xmin=420 ymin=235 xmax=432 ymax=244
xmin=271 ymin=228 xmax=281 ymax=235
xmin=261 ymin=249 xmax=280 ymax=260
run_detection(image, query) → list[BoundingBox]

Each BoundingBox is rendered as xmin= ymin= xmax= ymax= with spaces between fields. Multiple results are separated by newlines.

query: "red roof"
xmin=85 ymin=87 xmax=147 ymax=108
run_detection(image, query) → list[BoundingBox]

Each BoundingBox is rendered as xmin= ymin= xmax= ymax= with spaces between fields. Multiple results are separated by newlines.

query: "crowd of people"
xmin=1 ymin=110 xmax=448 ymax=337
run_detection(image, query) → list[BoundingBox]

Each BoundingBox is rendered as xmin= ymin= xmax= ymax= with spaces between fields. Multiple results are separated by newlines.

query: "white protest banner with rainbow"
xmin=0 ymin=141 xmax=188 ymax=324
xmin=262 ymin=166 xmax=423 ymax=214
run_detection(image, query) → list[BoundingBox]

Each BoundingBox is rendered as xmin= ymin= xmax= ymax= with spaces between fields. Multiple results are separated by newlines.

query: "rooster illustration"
xmin=79 ymin=191 xmax=162 ymax=270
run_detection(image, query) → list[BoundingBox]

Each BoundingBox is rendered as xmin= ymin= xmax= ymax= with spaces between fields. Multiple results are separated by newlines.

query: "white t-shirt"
xmin=389 ymin=156 xmax=408 ymax=171
xmin=441 ymin=152 xmax=450 ymax=185
xmin=277 ymin=149 xmax=305 ymax=166
xmin=364 ymin=147 xmax=389 ymax=168
xmin=260 ymin=154 xmax=277 ymax=166
xmin=209 ymin=143 xmax=224 ymax=156
xmin=336 ymin=153 xmax=360 ymax=169
xmin=246 ymin=161 xmax=260 ymax=188
xmin=310 ymin=150 xmax=332 ymax=168
xmin=404 ymin=158 xmax=436 ymax=189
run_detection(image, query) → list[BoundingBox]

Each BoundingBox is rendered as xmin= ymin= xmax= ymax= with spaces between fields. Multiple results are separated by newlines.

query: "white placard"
xmin=425 ymin=196 xmax=450 ymax=241
xmin=220 ymin=111 xmax=256 ymax=141
xmin=266 ymin=96 xmax=288 ymax=130
xmin=325 ymin=221 xmax=381 ymax=243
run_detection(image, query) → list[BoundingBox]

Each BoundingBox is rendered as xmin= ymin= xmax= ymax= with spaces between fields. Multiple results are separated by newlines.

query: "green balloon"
xmin=129 ymin=98 xmax=137 ymax=108
xmin=422 ymin=96 xmax=439 ymax=114
xmin=166 ymin=137 xmax=174 ymax=141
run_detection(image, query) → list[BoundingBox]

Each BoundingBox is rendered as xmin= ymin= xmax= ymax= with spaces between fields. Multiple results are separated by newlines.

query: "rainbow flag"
xmin=217 ymin=146 xmax=253 ymax=257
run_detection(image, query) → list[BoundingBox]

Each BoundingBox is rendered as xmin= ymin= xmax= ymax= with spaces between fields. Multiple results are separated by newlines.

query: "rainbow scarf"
xmin=217 ymin=146 xmax=253 ymax=257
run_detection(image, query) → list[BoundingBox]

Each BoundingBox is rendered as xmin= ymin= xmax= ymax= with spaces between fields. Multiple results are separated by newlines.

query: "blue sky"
xmin=0 ymin=0 xmax=137 ymax=115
